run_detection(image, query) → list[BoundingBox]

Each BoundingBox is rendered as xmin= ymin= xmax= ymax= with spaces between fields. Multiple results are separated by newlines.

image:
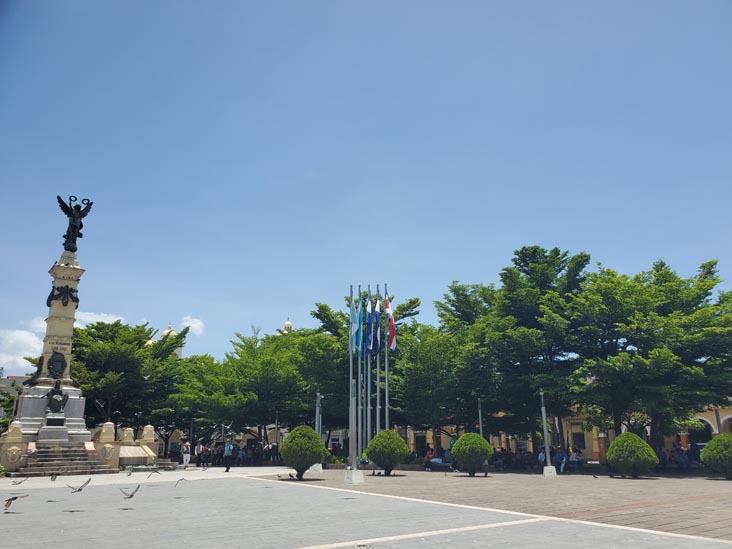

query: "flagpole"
xmin=357 ymin=285 xmax=363 ymax=460
xmin=349 ymin=285 xmax=356 ymax=468
xmin=376 ymin=284 xmax=381 ymax=433
xmin=366 ymin=286 xmax=372 ymax=446
xmin=385 ymin=283 xmax=390 ymax=430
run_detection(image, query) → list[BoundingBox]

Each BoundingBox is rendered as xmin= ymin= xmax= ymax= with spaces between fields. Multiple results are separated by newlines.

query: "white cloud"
xmin=181 ymin=316 xmax=205 ymax=336
xmin=0 ymin=329 xmax=43 ymax=377
xmin=74 ymin=311 xmax=125 ymax=328
xmin=24 ymin=317 xmax=47 ymax=333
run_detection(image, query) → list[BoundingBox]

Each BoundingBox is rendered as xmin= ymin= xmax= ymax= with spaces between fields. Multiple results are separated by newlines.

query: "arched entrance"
xmin=688 ymin=420 xmax=713 ymax=443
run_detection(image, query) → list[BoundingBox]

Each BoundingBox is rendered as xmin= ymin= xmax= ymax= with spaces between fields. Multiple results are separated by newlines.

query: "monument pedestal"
xmin=12 ymin=384 xmax=90 ymax=443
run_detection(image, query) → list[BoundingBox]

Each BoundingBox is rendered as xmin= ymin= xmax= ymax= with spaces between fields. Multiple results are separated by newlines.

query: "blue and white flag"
xmin=366 ymin=290 xmax=373 ymax=354
xmin=350 ymin=296 xmax=358 ymax=354
xmin=374 ymin=293 xmax=381 ymax=354
xmin=356 ymin=298 xmax=363 ymax=357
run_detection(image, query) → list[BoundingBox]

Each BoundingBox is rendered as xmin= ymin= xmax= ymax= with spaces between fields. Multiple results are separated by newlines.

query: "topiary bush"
xmin=281 ymin=425 xmax=329 ymax=480
xmin=606 ymin=432 xmax=658 ymax=478
xmin=0 ymin=463 xmax=5 ymax=477
xmin=701 ymin=433 xmax=732 ymax=479
xmin=365 ymin=429 xmax=409 ymax=476
xmin=451 ymin=433 xmax=494 ymax=477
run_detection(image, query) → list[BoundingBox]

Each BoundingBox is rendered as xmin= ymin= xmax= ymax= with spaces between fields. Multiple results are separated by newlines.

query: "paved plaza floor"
xmin=2 ymin=466 xmax=732 ymax=548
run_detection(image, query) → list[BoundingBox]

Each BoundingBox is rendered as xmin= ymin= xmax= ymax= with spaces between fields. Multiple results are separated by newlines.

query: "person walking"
xmin=195 ymin=440 xmax=204 ymax=467
xmin=181 ymin=440 xmax=191 ymax=467
xmin=201 ymin=443 xmax=211 ymax=467
xmin=224 ymin=439 xmax=234 ymax=472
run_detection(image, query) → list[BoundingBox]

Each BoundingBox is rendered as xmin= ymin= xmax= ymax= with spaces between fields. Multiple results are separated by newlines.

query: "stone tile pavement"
xmin=1 ymin=465 xmax=731 ymax=548
xmin=306 ymin=468 xmax=732 ymax=542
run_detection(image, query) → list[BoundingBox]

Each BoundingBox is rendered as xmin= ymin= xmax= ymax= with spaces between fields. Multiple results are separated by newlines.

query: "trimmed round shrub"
xmin=701 ymin=433 xmax=732 ymax=479
xmin=366 ymin=429 xmax=409 ymax=476
xmin=451 ymin=433 xmax=494 ymax=477
xmin=281 ymin=425 xmax=329 ymax=480
xmin=606 ymin=432 xmax=658 ymax=478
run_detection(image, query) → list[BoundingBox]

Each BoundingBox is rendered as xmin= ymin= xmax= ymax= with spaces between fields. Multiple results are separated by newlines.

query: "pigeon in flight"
xmin=120 ymin=485 xmax=141 ymax=499
xmin=4 ymin=494 xmax=29 ymax=510
xmin=66 ymin=478 xmax=91 ymax=493
xmin=174 ymin=478 xmax=188 ymax=488
xmin=288 ymin=473 xmax=295 ymax=479
xmin=50 ymin=473 xmax=58 ymax=482
xmin=11 ymin=477 xmax=29 ymax=485
xmin=146 ymin=469 xmax=161 ymax=479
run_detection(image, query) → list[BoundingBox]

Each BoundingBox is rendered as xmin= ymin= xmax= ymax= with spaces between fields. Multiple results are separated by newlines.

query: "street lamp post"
xmin=315 ymin=392 xmax=323 ymax=442
xmin=539 ymin=388 xmax=557 ymax=477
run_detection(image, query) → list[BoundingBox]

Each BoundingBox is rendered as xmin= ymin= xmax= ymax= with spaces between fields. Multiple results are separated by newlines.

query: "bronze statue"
xmin=57 ymin=195 xmax=93 ymax=252
xmin=44 ymin=380 xmax=69 ymax=414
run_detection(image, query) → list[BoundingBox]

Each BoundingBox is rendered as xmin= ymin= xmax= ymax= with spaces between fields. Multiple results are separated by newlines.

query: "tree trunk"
xmin=649 ymin=415 xmax=664 ymax=450
xmin=433 ymin=424 xmax=442 ymax=457
xmin=612 ymin=413 xmax=622 ymax=439
xmin=555 ymin=416 xmax=566 ymax=450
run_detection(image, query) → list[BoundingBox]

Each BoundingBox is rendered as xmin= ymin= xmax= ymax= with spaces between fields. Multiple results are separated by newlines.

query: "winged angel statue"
xmin=57 ymin=195 xmax=93 ymax=252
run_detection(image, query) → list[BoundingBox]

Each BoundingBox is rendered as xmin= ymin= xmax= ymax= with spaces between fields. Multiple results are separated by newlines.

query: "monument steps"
xmin=7 ymin=441 xmax=119 ymax=477
xmin=7 ymin=467 xmax=118 ymax=478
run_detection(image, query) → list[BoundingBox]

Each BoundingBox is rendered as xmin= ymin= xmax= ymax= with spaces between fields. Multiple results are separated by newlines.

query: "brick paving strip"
xmin=284 ymin=469 xmax=732 ymax=542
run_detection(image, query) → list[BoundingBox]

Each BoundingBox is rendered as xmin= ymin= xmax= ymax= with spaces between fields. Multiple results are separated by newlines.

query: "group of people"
xmin=178 ymin=438 xmax=281 ymax=470
xmin=656 ymin=444 xmax=692 ymax=471
xmin=489 ymin=445 xmax=584 ymax=473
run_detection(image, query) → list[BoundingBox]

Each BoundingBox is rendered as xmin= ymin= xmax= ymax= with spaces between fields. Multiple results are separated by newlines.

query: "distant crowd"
xmin=177 ymin=439 xmax=281 ymax=468
xmin=420 ymin=437 xmax=702 ymax=474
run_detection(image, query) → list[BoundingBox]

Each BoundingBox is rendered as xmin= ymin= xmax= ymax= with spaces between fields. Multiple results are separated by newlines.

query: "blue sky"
xmin=1 ymin=2 xmax=731 ymax=376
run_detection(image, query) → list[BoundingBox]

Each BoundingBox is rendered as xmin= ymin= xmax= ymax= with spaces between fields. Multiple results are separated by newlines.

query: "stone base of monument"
xmin=11 ymin=384 xmax=91 ymax=443
xmin=543 ymin=465 xmax=557 ymax=477
xmin=344 ymin=468 xmax=365 ymax=484
xmin=306 ymin=463 xmax=323 ymax=475
xmin=38 ymin=424 xmax=70 ymax=441
xmin=3 ymin=441 xmax=120 ymax=478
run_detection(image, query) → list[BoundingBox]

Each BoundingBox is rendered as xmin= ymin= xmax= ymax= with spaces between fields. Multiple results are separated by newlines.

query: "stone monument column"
xmin=6 ymin=196 xmax=94 ymax=443
xmin=38 ymin=251 xmax=84 ymax=385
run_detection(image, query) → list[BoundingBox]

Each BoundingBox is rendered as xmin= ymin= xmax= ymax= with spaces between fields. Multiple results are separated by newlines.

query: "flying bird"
xmin=127 ymin=469 xmax=133 ymax=477
xmin=11 ymin=477 xmax=29 ymax=485
xmin=120 ymin=485 xmax=141 ymax=499
xmin=4 ymin=494 xmax=29 ymax=510
xmin=593 ymin=474 xmax=599 ymax=479
xmin=66 ymin=478 xmax=91 ymax=493
xmin=174 ymin=478 xmax=188 ymax=488
xmin=146 ymin=469 xmax=161 ymax=479
xmin=50 ymin=473 xmax=58 ymax=482
xmin=288 ymin=473 xmax=295 ymax=479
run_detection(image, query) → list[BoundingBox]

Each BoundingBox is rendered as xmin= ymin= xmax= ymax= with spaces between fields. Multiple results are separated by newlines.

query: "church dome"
xmin=283 ymin=319 xmax=293 ymax=332
xmin=161 ymin=324 xmax=177 ymax=338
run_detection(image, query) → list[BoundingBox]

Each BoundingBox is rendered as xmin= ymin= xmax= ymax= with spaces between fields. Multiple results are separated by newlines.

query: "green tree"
xmin=572 ymin=261 xmax=732 ymax=446
xmin=73 ymin=321 xmax=188 ymax=427
xmin=281 ymin=425 xmax=328 ymax=480
xmin=366 ymin=429 xmax=409 ymax=476
xmin=701 ymin=434 xmax=732 ymax=479
xmin=224 ymin=329 xmax=308 ymax=437
xmin=606 ymin=432 xmax=658 ymax=478
xmin=440 ymin=247 xmax=589 ymax=446
xmin=451 ymin=433 xmax=494 ymax=477
xmin=394 ymin=324 xmax=458 ymax=452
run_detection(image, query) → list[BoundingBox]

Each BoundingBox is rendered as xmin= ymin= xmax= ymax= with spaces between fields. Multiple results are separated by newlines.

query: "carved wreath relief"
xmin=47 ymin=352 xmax=67 ymax=379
